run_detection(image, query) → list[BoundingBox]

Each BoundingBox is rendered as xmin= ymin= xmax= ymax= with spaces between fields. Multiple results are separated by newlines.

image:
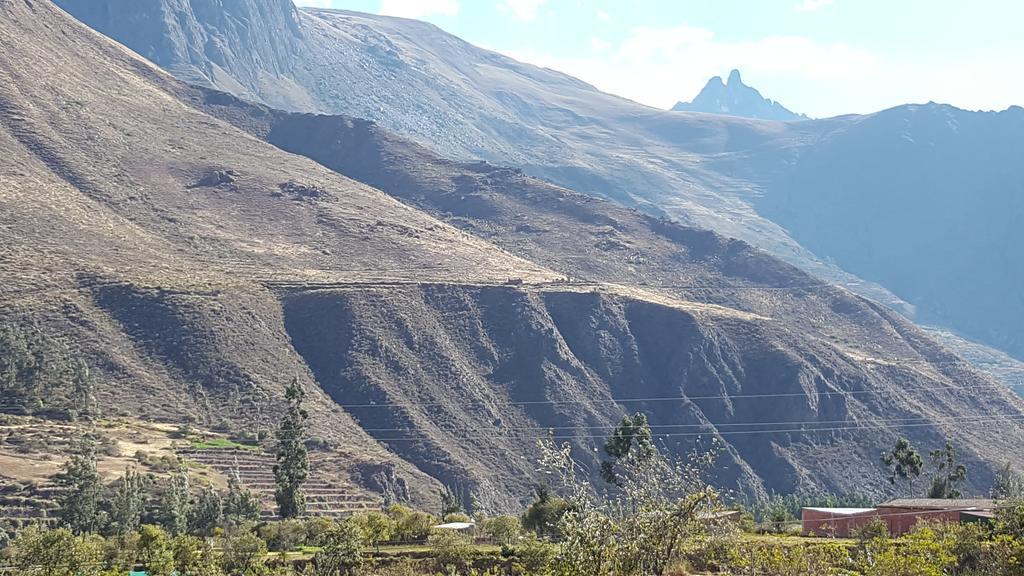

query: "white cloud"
xmin=293 ymin=0 xmax=336 ymax=7
xmin=378 ymin=0 xmax=459 ymax=19
xmin=794 ymin=0 xmax=833 ymax=12
xmin=596 ymin=10 xmax=611 ymax=22
xmin=498 ymin=0 xmax=548 ymax=21
xmin=590 ymin=37 xmax=611 ymax=52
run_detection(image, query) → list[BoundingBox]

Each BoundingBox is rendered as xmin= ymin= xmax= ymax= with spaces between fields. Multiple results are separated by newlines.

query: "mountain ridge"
xmin=672 ymin=69 xmax=807 ymax=121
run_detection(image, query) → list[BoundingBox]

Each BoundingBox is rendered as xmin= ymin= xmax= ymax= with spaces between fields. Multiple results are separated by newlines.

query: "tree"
xmin=171 ymin=534 xmax=223 ymax=576
xmin=7 ymin=526 xmax=104 ymax=576
xmin=219 ymin=531 xmax=268 ymax=576
xmin=136 ymin=524 xmax=175 ymax=576
xmin=223 ymin=471 xmax=262 ymax=526
xmin=313 ymin=521 xmax=364 ymax=575
xmin=522 ymin=484 xmax=571 ymax=539
xmin=484 ymin=514 xmax=522 ymax=546
xmin=927 ymin=442 xmax=967 ymax=499
xmin=881 ymin=438 xmax=923 ymax=495
xmin=600 ymin=412 xmax=655 ymax=485
xmin=159 ymin=466 xmax=192 ymax=535
xmin=387 ymin=504 xmax=436 ymax=543
xmin=107 ymin=466 xmax=149 ymax=536
xmin=439 ymin=485 xmax=464 ymax=517
xmin=189 ymin=487 xmax=224 ymax=536
xmin=274 ymin=377 xmax=309 ymax=519
xmin=352 ymin=510 xmax=394 ymax=552
xmin=55 ymin=442 xmax=103 ymax=534
xmin=992 ymin=461 xmax=1024 ymax=500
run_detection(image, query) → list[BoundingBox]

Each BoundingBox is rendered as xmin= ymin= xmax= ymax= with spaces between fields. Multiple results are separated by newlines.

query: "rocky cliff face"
xmin=672 ymin=69 xmax=806 ymax=121
xmin=54 ymin=0 xmax=307 ymax=108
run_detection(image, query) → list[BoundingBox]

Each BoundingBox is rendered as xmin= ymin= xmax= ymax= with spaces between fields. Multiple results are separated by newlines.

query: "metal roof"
xmin=878 ymin=498 xmax=995 ymax=510
xmin=803 ymin=507 xmax=877 ymax=515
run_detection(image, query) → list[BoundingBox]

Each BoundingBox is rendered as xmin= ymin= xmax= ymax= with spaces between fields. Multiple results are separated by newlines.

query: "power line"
xmin=295 ymin=381 xmax=1001 ymax=410
xmin=358 ymin=413 xmax=1024 ymax=443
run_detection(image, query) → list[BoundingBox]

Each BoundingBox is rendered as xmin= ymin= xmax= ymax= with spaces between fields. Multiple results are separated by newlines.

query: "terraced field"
xmin=178 ymin=447 xmax=381 ymax=519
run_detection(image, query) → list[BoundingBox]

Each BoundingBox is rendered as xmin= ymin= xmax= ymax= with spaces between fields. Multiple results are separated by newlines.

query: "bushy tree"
xmin=6 ymin=526 xmax=104 ymax=576
xmin=522 ymin=484 xmax=571 ymax=539
xmin=107 ymin=466 xmax=149 ymax=536
xmin=600 ymin=412 xmax=655 ymax=485
xmin=159 ymin=467 xmax=192 ymax=535
xmin=387 ymin=504 xmax=436 ymax=543
xmin=224 ymin=472 xmax=262 ymax=526
xmin=313 ymin=521 xmax=364 ymax=575
xmin=274 ymin=378 xmax=309 ymax=519
xmin=189 ymin=487 xmax=224 ymax=536
xmin=927 ymin=441 xmax=967 ymax=499
xmin=219 ymin=531 xmax=268 ymax=576
xmin=882 ymin=437 xmax=923 ymax=495
xmin=171 ymin=534 xmax=223 ymax=576
xmin=992 ymin=461 xmax=1024 ymax=500
xmin=484 ymin=514 xmax=522 ymax=546
xmin=132 ymin=524 xmax=175 ymax=576
xmin=55 ymin=442 xmax=103 ymax=534
xmin=352 ymin=510 xmax=394 ymax=552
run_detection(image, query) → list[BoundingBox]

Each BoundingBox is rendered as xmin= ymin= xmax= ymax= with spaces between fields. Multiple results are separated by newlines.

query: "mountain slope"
xmin=184 ymin=86 xmax=1024 ymax=498
xmin=672 ymin=69 xmax=806 ymax=121
xmin=53 ymin=0 xmax=1024 ymax=377
xmin=6 ymin=0 xmax=1024 ymax=509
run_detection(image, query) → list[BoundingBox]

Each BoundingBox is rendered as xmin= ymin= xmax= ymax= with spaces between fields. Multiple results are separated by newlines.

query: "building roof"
xmin=878 ymin=498 xmax=995 ymax=511
xmin=803 ymin=507 xmax=877 ymax=515
xmin=434 ymin=521 xmax=475 ymax=530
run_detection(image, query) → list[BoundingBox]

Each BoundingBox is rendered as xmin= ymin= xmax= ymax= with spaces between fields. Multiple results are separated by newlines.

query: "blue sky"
xmin=293 ymin=0 xmax=1024 ymax=118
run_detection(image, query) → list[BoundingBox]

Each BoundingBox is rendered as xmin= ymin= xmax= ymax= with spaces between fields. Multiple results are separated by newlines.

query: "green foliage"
xmin=0 ymin=320 xmax=93 ymax=418
xmin=313 ymin=520 xmax=363 ymax=575
xmin=427 ymin=530 xmax=473 ymax=572
xmin=881 ymin=437 xmax=924 ymax=495
xmin=108 ymin=466 xmax=150 ymax=536
xmin=511 ymin=535 xmax=557 ymax=575
xmin=600 ymin=411 xmax=655 ymax=485
xmin=522 ymin=484 xmax=571 ymax=539
xmin=483 ymin=514 xmax=521 ymax=546
xmin=189 ymin=487 xmax=224 ymax=537
xmin=160 ymin=466 xmax=192 ymax=535
xmin=219 ymin=531 xmax=269 ymax=576
xmin=171 ymin=534 xmax=223 ymax=576
xmin=260 ymin=519 xmax=309 ymax=552
xmin=439 ymin=485 xmax=464 ymax=517
xmin=6 ymin=525 xmax=104 ymax=576
xmin=926 ymin=441 xmax=967 ymax=498
xmin=55 ymin=442 xmax=104 ymax=534
xmin=274 ymin=378 xmax=309 ymax=519
xmin=136 ymin=524 xmax=175 ymax=576
xmin=351 ymin=510 xmax=395 ymax=552
xmin=387 ymin=504 xmax=436 ymax=543
xmin=224 ymin=472 xmax=263 ymax=527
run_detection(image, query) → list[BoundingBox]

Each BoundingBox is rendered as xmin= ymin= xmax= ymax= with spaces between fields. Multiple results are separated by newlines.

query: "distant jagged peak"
xmin=672 ymin=69 xmax=807 ymax=122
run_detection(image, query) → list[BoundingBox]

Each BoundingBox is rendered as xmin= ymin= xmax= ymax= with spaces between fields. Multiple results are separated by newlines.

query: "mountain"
xmin=5 ymin=0 xmax=1024 ymax=510
xmin=671 ymin=69 xmax=806 ymax=121
xmin=51 ymin=0 xmax=1024 ymax=384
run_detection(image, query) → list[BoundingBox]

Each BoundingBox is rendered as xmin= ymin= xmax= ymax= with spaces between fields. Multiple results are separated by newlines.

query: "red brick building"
xmin=801 ymin=498 xmax=995 ymax=537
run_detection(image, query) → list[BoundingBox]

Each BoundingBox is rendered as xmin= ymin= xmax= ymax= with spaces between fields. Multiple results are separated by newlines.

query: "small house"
xmin=802 ymin=498 xmax=996 ymax=537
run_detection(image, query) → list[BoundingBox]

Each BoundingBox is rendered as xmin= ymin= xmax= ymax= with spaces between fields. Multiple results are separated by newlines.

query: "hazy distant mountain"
xmin=672 ymin=69 xmax=806 ymax=121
